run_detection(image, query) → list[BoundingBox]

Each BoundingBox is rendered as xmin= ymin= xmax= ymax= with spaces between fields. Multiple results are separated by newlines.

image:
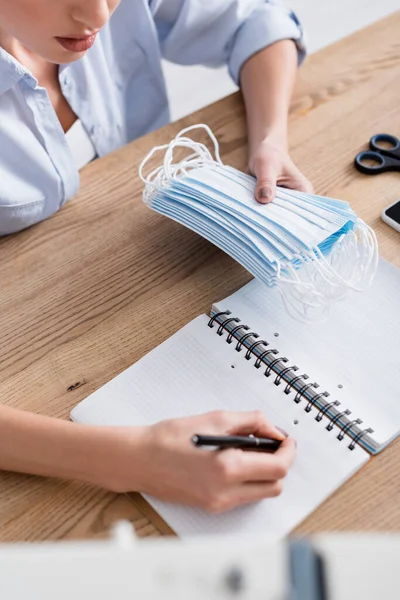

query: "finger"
xmin=208 ymin=480 xmax=284 ymax=513
xmin=242 ymin=437 xmax=297 ymax=481
xmin=292 ymin=176 xmax=314 ymax=194
xmin=280 ymin=167 xmax=314 ymax=194
xmin=234 ymin=479 xmax=286 ymax=505
xmin=209 ymin=410 xmax=287 ymax=441
xmin=215 ymin=437 xmax=296 ymax=484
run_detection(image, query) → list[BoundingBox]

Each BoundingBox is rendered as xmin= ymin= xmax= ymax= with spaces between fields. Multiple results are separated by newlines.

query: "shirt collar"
xmin=0 ymin=46 xmax=37 ymax=95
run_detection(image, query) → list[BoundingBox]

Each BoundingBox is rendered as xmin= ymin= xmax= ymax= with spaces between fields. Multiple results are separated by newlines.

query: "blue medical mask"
xmin=152 ymin=191 xmax=279 ymax=286
xmin=139 ymin=124 xmax=378 ymax=322
xmin=210 ymin=165 xmax=356 ymax=240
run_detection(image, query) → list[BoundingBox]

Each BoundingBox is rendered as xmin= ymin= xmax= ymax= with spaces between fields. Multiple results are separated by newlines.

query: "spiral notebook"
xmin=71 ymin=258 xmax=400 ymax=538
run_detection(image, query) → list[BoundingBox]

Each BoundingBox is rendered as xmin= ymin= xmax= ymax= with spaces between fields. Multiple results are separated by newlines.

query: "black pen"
xmin=191 ymin=434 xmax=282 ymax=452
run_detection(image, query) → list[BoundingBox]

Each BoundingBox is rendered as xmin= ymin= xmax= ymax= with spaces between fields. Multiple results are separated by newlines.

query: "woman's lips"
xmin=55 ymin=33 xmax=98 ymax=53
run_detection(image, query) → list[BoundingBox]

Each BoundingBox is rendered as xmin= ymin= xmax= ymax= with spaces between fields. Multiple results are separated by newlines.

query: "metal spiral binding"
xmin=208 ymin=312 xmax=374 ymax=451
xmin=255 ymin=348 xmax=278 ymax=369
xmin=326 ymin=409 xmax=351 ymax=431
xmin=227 ymin=324 xmax=249 ymax=344
xmin=245 ymin=339 xmax=268 ymax=360
xmin=337 ymin=418 xmax=363 ymax=441
xmin=348 ymin=427 xmax=374 ymax=451
xmin=315 ymin=400 xmax=339 ymax=422
xmin=285 ymin=374 xmax=308 ymax=395
xmin=275 ymin=365 xmax=298 ymax=387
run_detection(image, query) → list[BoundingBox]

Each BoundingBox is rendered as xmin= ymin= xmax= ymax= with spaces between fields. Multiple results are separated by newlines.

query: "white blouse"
xmin=65 ymin=120 xmax=97 ymax=171
xmin=0 ymin=1 xmax=305 ymax=235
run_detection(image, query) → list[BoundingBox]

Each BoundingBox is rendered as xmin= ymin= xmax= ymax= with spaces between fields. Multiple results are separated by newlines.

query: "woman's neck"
xmin=0 ymin=31 xmax=58 ymax=86
xmin=0 ymin=31 xmax=78 ymax=132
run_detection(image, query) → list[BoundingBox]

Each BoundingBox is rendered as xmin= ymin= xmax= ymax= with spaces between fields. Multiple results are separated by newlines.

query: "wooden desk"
xmin=1 ymin=13 xmax=399 ymax=543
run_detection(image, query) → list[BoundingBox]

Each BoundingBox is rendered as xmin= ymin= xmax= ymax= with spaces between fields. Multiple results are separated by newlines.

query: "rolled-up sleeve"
xmin=149 ymin=0 xmax=306 ymax=85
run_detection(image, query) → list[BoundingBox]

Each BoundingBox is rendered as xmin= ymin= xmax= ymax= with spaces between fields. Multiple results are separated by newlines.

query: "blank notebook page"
xmin=71 ymin=315 xmax=368 ymax=538
xmin=214 ymin=258 xmax=400 ymax=449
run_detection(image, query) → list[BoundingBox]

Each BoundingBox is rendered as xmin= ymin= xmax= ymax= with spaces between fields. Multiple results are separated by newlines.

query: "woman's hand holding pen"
xmin=106 ymin=410 xmax=296 ymax=513
xmin=0 ymin=406 xmax=295 ymax=514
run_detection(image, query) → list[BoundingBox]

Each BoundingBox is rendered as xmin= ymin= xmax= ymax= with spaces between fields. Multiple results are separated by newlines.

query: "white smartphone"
xmin=381 ymin=199 xmax=400 ymax=233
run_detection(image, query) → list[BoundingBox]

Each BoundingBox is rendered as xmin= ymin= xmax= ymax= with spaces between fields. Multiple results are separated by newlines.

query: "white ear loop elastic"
xmin=315 ymin=220 xmax=378 ymax=292
xmin=139 ymin=123 xmax=222 ymax=202
xmin=139 ymin=124 xmax=379 ymax=323
xmin=274 ymin=218 xmax=378 ymax=321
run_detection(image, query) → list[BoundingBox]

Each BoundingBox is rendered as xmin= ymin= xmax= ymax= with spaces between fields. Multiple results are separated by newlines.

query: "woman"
xmin=0 ymin=0 xmax=311 ymax=513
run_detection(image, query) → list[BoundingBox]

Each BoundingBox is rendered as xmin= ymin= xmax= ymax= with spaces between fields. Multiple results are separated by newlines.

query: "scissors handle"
xmin=369 ymin=133 xmax=400 ymax=160
xmin=354 ymin=151 xmax=400 ymax=174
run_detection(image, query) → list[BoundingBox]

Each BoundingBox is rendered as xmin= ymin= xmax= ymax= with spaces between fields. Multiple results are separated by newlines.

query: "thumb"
xmin=254 ymin=172 xmax=277 ymax=204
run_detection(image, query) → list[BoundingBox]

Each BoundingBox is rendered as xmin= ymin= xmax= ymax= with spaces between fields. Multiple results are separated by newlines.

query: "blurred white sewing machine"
xmin=0 ymin=522 xmax=398 ymax=600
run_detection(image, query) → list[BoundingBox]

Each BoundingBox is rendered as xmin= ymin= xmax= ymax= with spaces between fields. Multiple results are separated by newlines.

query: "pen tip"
xmin=191 ymin=435 xmax=199 ymax=445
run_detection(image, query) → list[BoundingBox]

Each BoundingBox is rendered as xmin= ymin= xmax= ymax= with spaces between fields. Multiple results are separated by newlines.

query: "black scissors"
xmin=354 ymin=133 xmax=400 ymax=174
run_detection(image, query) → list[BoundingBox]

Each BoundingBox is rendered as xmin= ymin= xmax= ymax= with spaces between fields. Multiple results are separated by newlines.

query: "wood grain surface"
xmin=0 ymin=13 xmax=399 ymax=543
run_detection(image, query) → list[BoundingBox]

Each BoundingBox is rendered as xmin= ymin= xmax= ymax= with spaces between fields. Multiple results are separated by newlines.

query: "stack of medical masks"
xmin=139 ymin=125 xmax=378 ymax=321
